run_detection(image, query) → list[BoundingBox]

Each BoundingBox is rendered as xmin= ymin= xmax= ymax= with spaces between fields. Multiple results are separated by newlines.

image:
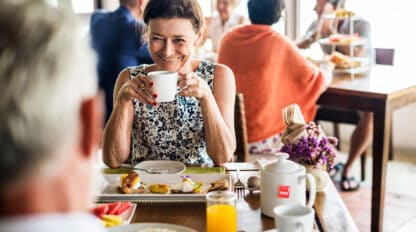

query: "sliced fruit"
xmin=91 ymin=204 xmax=109 ymax=218
xmin=114 ymin=202 xmax=132 ymax=215
xmin=107 ymin=201 xmax=122 ymax=215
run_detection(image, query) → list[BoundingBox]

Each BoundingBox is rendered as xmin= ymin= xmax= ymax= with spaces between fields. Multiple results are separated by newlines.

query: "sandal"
xmin=340 ymin=176 xmax=360 ymax=192
xmin=328 ymin=163 xmax=344 ymax=179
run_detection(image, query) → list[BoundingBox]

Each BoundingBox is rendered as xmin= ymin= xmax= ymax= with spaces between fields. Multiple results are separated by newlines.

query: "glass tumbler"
xmin=206 ymin=191 xmax=237 ymax=232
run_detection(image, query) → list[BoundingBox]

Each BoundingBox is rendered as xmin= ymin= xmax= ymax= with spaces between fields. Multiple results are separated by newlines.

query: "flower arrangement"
xmin=280 ymin=122 xmax=338 ymax=171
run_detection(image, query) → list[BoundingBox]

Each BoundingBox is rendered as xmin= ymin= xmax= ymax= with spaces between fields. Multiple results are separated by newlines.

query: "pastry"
xmin=171 ymin=175 xmax=203 ymax=194
xmin=208 ymin=179 xmax=229 ymax=192
xmin=149 ymin=184 xmax=170 ymax=194
xmin=118 ymin=171 xmax=145 ymax=194
xmin=329 ymin=52 xmax=360 ymax=69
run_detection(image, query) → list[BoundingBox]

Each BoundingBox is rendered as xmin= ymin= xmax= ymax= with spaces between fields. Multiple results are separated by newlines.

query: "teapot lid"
xmin=264 ymin=152 xmax=299 ymax=173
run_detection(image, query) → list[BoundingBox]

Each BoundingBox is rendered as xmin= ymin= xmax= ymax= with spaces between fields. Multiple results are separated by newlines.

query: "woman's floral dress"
xmin=127 ymin=61 xmax=215 ymax=166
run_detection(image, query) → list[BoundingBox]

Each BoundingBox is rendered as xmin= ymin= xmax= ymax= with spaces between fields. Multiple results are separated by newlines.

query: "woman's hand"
xmin=177 ymin=72 xmax=211 ymax=100
xmin=117 ymin=73 xmax=158 ymax=106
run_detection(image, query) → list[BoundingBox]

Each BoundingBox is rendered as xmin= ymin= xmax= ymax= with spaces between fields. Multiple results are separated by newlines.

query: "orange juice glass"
xmin=206 ymin=191 xmax=237 ymax=232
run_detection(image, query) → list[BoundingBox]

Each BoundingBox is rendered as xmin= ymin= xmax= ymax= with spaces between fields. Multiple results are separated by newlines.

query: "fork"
xmin=131 ymin=167 xmax=162 ymax=174
xmin=119 ymin=165 xmax=162 ymax=174
xmin=234 ymin=168 xmax=245 ymax=201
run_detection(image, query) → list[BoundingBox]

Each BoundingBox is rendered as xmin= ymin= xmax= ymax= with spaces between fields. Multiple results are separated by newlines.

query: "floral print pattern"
xmin=128 ymin=61 xmax=215 ymax=166
xmin=248 ymin=133 xmax=282 ymax=154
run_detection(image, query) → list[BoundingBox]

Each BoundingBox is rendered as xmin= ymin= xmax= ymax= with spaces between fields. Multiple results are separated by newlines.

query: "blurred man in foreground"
xmin=0 ymin=0 xmax=105 ymax=231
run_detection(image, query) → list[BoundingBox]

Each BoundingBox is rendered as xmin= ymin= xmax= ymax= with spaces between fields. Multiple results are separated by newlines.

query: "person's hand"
xmin=117 ymin=73 xmax=157 ymax=106
xmin=177 ymin=72 xmax=210 ymax=100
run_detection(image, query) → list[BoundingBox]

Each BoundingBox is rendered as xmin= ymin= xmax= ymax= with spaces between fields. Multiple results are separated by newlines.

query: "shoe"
xmin=328 ymin=162 xmax=344 ymax=179
xmin=340 ymin=176 xmax=360 ymax=192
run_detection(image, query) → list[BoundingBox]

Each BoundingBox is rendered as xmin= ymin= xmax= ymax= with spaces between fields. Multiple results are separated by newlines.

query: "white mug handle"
xmin=305 ymin=173 xmax=316 ymax=208
xmin=296 ymin=222 xmax=307 ymax=232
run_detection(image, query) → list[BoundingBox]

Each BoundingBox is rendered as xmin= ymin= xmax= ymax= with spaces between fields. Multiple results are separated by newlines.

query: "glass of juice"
xmin=206 ymin=191 xmax=237 ymax=232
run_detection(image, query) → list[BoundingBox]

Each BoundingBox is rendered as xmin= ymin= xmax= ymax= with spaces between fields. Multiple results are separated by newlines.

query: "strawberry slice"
xmin=107 ymin=202 xmax=122 ymax=215
xmin=114 ymin=202 xmax=132 ymax=215
xmin=91 ymin=204 xmax=109 ymax=218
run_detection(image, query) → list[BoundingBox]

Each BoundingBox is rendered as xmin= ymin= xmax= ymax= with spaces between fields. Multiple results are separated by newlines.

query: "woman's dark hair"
xmin=247 ymin=0 xmax=284 ymax=25
xmin=143 ymin=0 xmax=204 ymax=33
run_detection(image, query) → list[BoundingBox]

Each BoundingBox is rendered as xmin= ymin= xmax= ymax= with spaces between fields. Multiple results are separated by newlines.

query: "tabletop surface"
xmin=119 ymin=167 xmax=358 ymax=232
xmin=328 ymin=65 xmax=416 ymax=98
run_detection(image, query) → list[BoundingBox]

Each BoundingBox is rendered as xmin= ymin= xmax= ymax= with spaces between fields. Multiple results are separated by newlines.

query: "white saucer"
xmin=263 ymin=229 xmax=278 ymax=232
xmin=135 ymin=160 xmax=186 ymax=174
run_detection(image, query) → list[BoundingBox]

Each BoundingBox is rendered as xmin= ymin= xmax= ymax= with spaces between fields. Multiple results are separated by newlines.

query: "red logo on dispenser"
xmin=278 ymin=185 xmax=290 ymax=199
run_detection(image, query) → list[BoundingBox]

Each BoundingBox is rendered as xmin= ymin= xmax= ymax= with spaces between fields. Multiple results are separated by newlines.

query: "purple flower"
xmin=280 ymin=122 xmax=338 ymax=171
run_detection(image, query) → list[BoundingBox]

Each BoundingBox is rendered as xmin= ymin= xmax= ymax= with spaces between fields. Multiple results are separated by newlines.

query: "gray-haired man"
xmin=0 ymin=0 xmax=105 ymax=231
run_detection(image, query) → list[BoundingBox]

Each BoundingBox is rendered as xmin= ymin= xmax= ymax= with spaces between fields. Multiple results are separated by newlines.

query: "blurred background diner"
xmin=218 ymin=0 xmax=327 ymax=155
xmin=297 ymin=0 xmax=374 ymax=191
xmin=90 ymin=0 xmax=153 ymax=123
xmin=206 ymin=0 xmax=249 ymax=53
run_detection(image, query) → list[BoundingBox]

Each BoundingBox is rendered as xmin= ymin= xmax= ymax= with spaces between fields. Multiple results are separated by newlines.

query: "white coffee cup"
xmin=147 ymin=71 xmax=178 ymax=102
xmin=273 ymin=204 xmax=315 ymax=232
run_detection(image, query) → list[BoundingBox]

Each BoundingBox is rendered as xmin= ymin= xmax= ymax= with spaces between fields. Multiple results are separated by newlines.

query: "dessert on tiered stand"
xmin=318 ymin=9 xmax=370 ymax=75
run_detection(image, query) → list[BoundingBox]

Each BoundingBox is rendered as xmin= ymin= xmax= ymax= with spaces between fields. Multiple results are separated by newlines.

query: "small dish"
xmin=108 ymin=222 xmax=197 ymax=232
xmin=93 ymin=202 xmax=136 ymax=225
xmin=135 ymin=160 xmax=186 ymax=174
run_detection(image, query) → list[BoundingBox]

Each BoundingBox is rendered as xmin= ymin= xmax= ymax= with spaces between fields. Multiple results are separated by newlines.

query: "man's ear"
xmin=79 ymin=92 xmax=105 ymax=159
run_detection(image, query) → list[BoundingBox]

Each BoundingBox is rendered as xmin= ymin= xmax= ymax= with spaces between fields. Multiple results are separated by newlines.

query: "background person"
xmin=297 ymin=0 xmax=373 ymax=191
xmin=206 ymin=0 xmax=249 ymax=53
xmin=0 ymin=0 xmax=104 ymax=231
xmin=90 ymin=0 xmax=153 ymax=123
xmin=102 ymin=0 xmax=236 ymax=168
xmin=218 ymin=0 xmax=327 ymax=154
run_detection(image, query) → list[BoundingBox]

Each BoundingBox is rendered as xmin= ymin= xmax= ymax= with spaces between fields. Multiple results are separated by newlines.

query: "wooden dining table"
xmin=130 ymin=168 xmax=358 ymax=232
xmin=317 ymin=64 xmax=416 ymax=232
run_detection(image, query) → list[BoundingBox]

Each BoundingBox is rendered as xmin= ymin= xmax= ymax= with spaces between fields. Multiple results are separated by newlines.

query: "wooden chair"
xmin=315 ymin=48 xmax=395 ymax=181
xmin=234 ymin=93 xmax=249 ymax=162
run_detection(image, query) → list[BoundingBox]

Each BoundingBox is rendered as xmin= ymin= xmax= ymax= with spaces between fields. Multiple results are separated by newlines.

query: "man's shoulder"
xmin=91 ymin=9 xmax=110 ymax=23
xmin=91 ymin=8 xmax=134 ymax=27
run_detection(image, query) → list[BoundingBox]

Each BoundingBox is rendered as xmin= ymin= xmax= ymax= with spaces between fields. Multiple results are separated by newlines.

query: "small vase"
xmin=305 ymin=165 xmax=328 ymax=192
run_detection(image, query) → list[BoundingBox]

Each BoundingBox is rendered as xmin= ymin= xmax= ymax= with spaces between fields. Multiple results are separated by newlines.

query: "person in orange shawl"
xmin=218 ymin=0 xmax=328 ymax=154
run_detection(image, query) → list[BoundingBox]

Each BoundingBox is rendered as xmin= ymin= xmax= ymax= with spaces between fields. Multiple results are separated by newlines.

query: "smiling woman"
xmin=102 ymin=0 xmax=237 ymax=168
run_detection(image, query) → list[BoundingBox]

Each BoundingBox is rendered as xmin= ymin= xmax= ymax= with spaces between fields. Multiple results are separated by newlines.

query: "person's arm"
xmin=102 ymin=68 xmax=156 ymax=168
xmin=177 ymin=64 xmax=236 ymax=166
xmin=201 ymin=64 xmax=236 ymax=166
xmin=297 ymin=20 xmax=320 ymax=49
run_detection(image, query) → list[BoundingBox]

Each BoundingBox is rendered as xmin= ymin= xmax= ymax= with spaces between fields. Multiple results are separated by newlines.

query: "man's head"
xmin=314 ymin=0 xmax=340 ymax=17
xmin=0 ymin=0 xmax=103 ymax=212
xmin=247 ymin=0 xmax=284 ymax=25
xmin=216 ymin=0 xmax=236 ymax=23
xmin=120 ymin=0 xmax=149 ymax=19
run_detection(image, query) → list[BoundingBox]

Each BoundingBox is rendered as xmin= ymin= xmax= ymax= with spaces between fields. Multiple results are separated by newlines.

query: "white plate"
xmin=108 ymin=222 xmax=197 ymax=232
xmin=318 ymin=37 xmax=367 ymax=46
xmin=97 ymin=174 xmax=231 ymax=203
xmin=135 ymin=160 xmax=186 ymax=174
xmin=333 ymin=57 xmax=371 ymax=74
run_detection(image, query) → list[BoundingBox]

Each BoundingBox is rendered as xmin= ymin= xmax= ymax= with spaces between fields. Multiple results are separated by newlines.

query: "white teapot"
xmin=260 ymin=153 xmax=316 ymax=218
